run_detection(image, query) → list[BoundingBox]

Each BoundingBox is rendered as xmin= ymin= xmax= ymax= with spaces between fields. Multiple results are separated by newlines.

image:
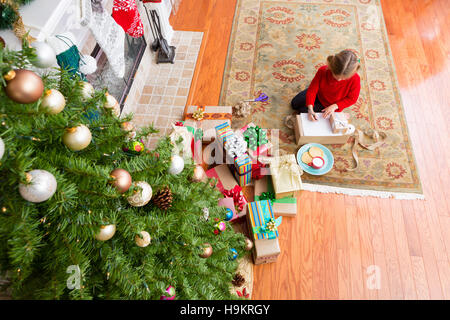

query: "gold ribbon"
xmin=346 ymin=129 xmax=387 ymax=171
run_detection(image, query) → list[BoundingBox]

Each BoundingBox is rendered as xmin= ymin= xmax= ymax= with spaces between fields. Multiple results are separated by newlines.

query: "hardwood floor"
xmin=170 ymin=0 xmax=450 ymax=299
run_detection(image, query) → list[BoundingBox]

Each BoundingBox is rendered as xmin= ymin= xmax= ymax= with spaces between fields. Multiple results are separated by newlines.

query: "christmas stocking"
xmin=112 ymin=0 xmax=144 ymax=38
xmin=80 ymin=0 xmax=125 ymax=78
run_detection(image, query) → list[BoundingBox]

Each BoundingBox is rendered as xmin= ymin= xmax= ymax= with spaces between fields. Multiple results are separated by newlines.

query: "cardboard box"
xmin=252 ymin=238 xmax=281 ymax=265
xmin=184 ymin=106 xmax=232 ymax=143
xmin=254 ymin=176 xmax=297 ymax=217
xmin=205 ymin=164 xmax=247 ymax=218
xmin=294 ymin=113 xmax=355 ymax=146
xmin=269 ymin=154 xmax=303 ymax=199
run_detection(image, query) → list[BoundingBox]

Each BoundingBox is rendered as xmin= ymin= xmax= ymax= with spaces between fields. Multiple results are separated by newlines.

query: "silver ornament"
xmin=95 ymin=224 xmax=116 ymax=241
xmin=168 ymin=155 xmax=184 ymax=175
xmin=30 ymin=42 xmax=56 ymax=68
xmin=135 ymin=231 xmax=151 ymax=247
xmin=62 ymin=124 xmax=92 ymax=151
xmin=0 ymin=137 xmax=4 ymax=160
xmin=80 ymin=82 xmax=95 ymax=100
xmin=19 ymin=169 xmax=57 ymax=203
xmin=39 ymin=89 xmax=66 ymax=114
xmin=127 ymin=181 xmax=152 ymax=207
xmin=79 ymin=55 xmax=97 ymax=75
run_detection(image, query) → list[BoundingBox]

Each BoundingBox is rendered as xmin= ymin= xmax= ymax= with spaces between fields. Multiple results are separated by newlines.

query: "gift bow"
xmin=251 ymin=161 xmax=266 ymax=180
xmin=192 ymin=109 xmax=204 ymax=121
xmin=222 ymin=185 xmax=246 ymax=211
xmin=252 ymin=216 xmax=282 ymax=239
xmin=224 ymin=135 xmax=247 ymax=158
xmin=259 ymin=191 xmax=275 ymax=201
xmin=243 ymin=126 xmax=268 ymax=151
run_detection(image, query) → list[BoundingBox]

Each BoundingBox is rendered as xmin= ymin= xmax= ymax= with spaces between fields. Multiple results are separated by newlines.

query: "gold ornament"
xmin=39 ymin=89 xmax=66 ymax=114
xmin=192 ymin=165 xmax=207 ymax=182
xmin=62 ymin=124 xmax=92 ymax=151
xmin=127 ymin=181 xmax=152 ymax=207
xmin=4 ymin=69 xmax=44 ymax=104
xmin=121 ymin=122 xmax=136 ymax=139
xmin=104 ymin=92 xmax=120 ymax=116
xmin=80 ymin=81 xmax=95 ymax=100
xmin=244 ymin=237 xmax=253 ymax=251
xmin=199 ymin=243 xmax=213 ymax=258
xmin=109 ymin=168 xmax=132 ymax=194
xmin=95 ymin=224 xmax=116 ymax=241
xmin=135 ymin=231 xmax=151 ymax=247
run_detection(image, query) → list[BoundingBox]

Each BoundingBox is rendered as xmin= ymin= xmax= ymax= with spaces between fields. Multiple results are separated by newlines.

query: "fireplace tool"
xmin=145 ymin=8 xmax=176 ymax=64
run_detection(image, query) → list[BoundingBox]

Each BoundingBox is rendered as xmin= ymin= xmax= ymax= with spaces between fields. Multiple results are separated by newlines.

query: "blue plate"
xmin=296 ymin=143 xmax=334 ymax=175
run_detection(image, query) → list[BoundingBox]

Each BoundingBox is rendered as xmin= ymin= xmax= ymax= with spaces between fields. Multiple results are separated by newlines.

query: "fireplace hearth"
xmin=86 ymin=34 xmax=147 ymax=112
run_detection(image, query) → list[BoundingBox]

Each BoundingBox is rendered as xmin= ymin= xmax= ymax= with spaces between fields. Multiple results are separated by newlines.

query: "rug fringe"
xmin=302 ymin=183 xmax=425 ymax=200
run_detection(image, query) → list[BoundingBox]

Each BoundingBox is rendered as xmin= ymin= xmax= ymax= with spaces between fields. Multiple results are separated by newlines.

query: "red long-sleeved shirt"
xmin=306 ymin=66 xmax=361 ymax=112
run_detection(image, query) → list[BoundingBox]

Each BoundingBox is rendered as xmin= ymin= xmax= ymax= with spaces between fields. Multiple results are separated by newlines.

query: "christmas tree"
xmin=0 ymin=39 xmax=247 ymax=299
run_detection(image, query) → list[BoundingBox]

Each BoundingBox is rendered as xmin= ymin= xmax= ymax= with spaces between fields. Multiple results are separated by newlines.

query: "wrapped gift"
xmin=205 ymin=164 xmax=248 ymax=218
xmin=215 ymin=122 xmax=234 ymax=148
xmin=218 ymin=197 xmax=237 ymax=222
xmin=184 ymin=106 xmax=232 ymax=143
xmin=329 ymin=112 xmax=350 ymax=134
xmin=238 ymin=123 xmax=272 ymax=159
xmin=231 ymin=153 xmax=252 ymax=187
xmin=171 ymin=121 xmax=203 ymax=163
xmin=294 ymin=113 xmax=355 ymax=146
xmin=247 ymin=200 xmax=282 ymax=240
xmin=252 ymin=238 xmax=281 ymax=265
xmin=269 ymin=154 xmax=303 ymax=199
xmin=254 ymin=176 xmax=297 ymax=217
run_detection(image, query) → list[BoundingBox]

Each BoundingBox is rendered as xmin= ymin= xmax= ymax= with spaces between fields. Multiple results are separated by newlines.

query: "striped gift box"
xmin=232 ymin=154 xmax=252 ymax=186
xmin=247 ymin=200 xmax=281 ymax=240
xmin=215 ymin=122 xmax=234 ymax=148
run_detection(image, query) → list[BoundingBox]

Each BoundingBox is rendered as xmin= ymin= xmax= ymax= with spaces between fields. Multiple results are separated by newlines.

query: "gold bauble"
xmin=135 ymin=231 xmax=151 ymax=247
xmin=121 ymin=122 xmax=136 ymax=139
xmin=5 ymin=69 xmax=44 ymax=104
xmin=80 ymin=81 xmax=95 ymax=100
xmin=245 ymin=237 xmax=253 ymax=251
xmin=127 ymin=181 xmax=152 ymax=207
xmin=95 ymin=224 xmax=116 ymax=241
xmin=192 ymin=165 xmax=207 ymax=182
xmin=199 ymin=243 xmax=213 ymax=258
xmin=39 ymin=89 xmax=66 ymax=114
xmin=62 ymin=124 xmax=92 ymax=151
xmin=110 ymin=168 xmax=132 ymax=193
xmin=104 ymin=92 xmax=120 ymax=116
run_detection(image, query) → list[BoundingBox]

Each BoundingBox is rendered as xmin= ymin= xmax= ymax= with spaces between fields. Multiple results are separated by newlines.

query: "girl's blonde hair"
xmin=327 ymin=50 xmax=360 ymax=77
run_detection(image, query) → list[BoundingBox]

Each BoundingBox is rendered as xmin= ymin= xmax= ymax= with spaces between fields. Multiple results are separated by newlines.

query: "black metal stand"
xmin=144 ymin=5 xmax=176 ymax=64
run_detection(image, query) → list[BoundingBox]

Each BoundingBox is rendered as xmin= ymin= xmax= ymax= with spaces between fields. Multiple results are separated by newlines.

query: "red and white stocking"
xmin=112 ymin=0 xmax=144 ymax=38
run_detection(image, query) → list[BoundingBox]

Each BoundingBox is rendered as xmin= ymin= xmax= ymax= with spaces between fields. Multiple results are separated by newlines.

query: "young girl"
xmin=291 ymin=50 xmax=361 ymax=121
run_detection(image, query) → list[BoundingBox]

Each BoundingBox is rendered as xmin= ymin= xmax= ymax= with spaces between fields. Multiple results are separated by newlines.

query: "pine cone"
xmin=232 ymin=273 xmax=245 ymax=287
xmin=152 ymin=186 xmax=173 ymax=210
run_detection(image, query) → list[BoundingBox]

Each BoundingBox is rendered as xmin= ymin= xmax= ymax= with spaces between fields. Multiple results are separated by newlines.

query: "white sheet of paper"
xmin=300 ymin=113 xmax=355 ymax=136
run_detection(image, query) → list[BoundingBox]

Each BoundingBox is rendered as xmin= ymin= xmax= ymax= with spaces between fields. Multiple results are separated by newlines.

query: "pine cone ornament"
xmin=152 ymin=186 xmax=173 ymax=210
xmin=232 ymin=273 xmax=245 ymax=287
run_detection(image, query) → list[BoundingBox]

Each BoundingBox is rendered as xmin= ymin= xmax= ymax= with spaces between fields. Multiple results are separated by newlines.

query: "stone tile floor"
xmin=122 ymin=31 xmax=203 ymax=149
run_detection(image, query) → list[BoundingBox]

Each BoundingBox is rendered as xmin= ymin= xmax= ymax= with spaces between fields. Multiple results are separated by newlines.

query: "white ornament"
xmin=19 ymin=170 xmax=57 ymax=203
xmin=79 ymin=55 xmax=97 ymax=75
xmin=104 ymin=92 xmax=120 ymax=116
xmin=168 ymin=155 xmax=184 ymax=175
xmin=30 ymin=41 xmax=57 ymax=68
xmin=0 ymin=137 xmax=4 ymax=160
xmin=202 ymin=207 xmax=209 ymax=221
xmin=127 ymin=181 xmax=152 ymax=207
xmin=95 ymin=224 xmax=116 ymax=241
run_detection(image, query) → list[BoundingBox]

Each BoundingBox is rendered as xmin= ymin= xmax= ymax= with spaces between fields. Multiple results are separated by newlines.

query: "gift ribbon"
xmin=346 ymin=129 xmax=387 ymax=171
xmin=251 ymin=161 xmax=265 ymax=180
xmin=252 ymin=216 xmax=282 ymax=239
xmin=222 ymin=185 xmax=246 ymax=211
xmin=185 ymin=106 xmax=233 ymax=122
xmin=272 ymin=156 xmax=303 ymax=190
xmin=243 ymin=126 xmax=268 ymax=151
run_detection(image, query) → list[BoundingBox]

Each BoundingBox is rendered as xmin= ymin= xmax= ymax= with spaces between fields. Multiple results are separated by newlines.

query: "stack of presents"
xmin=172 ymin=105 xmax=353 ymax=265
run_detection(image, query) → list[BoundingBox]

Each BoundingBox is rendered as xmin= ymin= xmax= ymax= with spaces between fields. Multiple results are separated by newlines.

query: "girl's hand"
xmin=307 ymin=105 xmax=318 ymax=121
xmin=322 ymin=104 xmax=338 ymax=119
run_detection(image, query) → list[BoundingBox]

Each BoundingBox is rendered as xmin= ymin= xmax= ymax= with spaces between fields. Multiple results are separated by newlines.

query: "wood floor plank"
xmin=323 ymin=197 xmax=339 ymax=299
xmin=411 ymin=256 xmax=431 ymax=300
xmin=346 ymin=205 xmax=365 ymax=299
xmin=436 ymin=260 xmax=450 ymax=300
xmin=298 ymin=192 xmax=313 ymax=299
xmin=311 ymin=193 xmax=325 ymax=299
xmin=335 ymin=196 xmax=351 ymax=299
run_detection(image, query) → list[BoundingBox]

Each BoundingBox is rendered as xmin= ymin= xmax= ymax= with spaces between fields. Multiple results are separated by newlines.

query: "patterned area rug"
xmin=220 ymin=0 xmax=423 ymax=198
